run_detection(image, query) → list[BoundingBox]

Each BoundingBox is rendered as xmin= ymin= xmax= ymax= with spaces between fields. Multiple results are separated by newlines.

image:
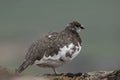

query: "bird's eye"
xmin=75 ymin=25 xmax=80 ymax=27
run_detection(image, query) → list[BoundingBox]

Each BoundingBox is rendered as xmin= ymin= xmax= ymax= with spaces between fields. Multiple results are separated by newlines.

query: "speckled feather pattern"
xmin=35 ymin=42 xmax=81 ymax=67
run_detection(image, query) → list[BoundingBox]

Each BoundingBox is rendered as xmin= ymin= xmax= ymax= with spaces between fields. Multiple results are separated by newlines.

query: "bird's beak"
xmin=80 ymin=25 xmax=85 ymax=29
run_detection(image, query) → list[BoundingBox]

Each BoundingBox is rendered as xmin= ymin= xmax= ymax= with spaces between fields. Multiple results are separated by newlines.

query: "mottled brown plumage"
xmin=17 ymin=21 xmax=84 ymax=73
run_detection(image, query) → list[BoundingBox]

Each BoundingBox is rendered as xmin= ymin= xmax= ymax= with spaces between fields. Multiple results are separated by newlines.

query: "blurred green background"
xmin=0 ymin=0 xmax=120 ymax=75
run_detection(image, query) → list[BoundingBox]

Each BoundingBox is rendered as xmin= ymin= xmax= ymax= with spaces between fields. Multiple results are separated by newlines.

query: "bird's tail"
xmin=16 ymin=60 xmax=32 ymax=73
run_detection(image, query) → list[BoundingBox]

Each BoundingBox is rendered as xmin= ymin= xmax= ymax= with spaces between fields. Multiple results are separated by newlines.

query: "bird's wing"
xmin=25 ymin=32 xmax=61 ymax=62
xmin=17 ymin=32 xmax=60 ymax=73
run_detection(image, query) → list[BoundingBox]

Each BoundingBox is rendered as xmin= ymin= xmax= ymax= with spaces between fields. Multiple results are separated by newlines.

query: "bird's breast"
xmin=35 ymin=42 xmax=81 ymax=67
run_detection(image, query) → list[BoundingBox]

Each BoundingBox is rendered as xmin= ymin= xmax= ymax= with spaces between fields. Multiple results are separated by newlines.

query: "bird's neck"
xmin=64 ymin=26 xmax=82 ymax=44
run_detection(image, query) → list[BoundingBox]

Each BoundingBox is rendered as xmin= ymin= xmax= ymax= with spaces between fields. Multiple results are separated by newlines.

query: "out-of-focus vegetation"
xmin=0 ymin=0 xmax=120 ymax=75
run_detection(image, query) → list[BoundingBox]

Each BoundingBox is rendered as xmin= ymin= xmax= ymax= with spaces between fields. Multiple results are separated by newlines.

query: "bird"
xmin=17 ymin=21 xmax=85 ymax=74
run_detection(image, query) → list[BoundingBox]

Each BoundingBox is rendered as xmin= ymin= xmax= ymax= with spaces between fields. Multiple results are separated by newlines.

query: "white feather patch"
xmin=35 ymin=42 xmax=81 ymax=67
xmin=48 ymin=35 xmax=52 ymax=38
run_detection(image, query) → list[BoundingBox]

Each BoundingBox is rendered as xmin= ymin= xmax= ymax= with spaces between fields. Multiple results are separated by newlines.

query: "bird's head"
xmin=66 ymin=21 xmax=85 ymax=33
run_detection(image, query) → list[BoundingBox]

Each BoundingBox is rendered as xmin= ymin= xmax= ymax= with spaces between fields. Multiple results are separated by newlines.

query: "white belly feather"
xmin=35 ymin=42 xmax=81 ymax=67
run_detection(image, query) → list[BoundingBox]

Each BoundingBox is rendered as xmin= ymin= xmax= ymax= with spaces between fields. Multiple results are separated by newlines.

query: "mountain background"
xmin=0 ymin=0 xmax=120 ymax=75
